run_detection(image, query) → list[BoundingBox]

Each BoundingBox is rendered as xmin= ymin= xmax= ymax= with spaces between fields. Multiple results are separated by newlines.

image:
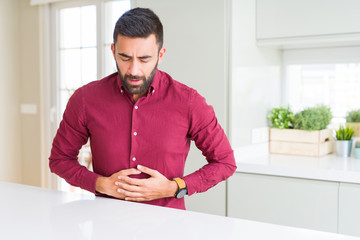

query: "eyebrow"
xmin=118 ymin=53 xmax=131 ymax=58
xmin=118 ymin=53 xmax=152 ymax=60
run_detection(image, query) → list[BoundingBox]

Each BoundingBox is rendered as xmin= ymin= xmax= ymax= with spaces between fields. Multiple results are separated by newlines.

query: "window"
xmin=58 ymin=5 xmax=97 ymax=115
xmin=283 ymin=47 xmax=360 ymax=127
xmin=51 ymin=0 xmax=131 ymax=193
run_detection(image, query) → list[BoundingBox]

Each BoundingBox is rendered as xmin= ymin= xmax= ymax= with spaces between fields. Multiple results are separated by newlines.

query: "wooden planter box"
xmin=346 ymin=122 xmax=360 ymax=137
xmin=269 ymin=128 xmax=333 ymax=157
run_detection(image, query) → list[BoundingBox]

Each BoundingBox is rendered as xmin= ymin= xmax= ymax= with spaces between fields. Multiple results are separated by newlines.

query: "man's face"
xmin=111 ymin=34 xmax=165 ymax=95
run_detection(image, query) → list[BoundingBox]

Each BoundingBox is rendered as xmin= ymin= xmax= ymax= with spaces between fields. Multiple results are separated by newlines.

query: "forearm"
xmin=49 ymin=155 xmax=100 ymax=193
xmin=49 ymin=87 xmax=98 ymax=192
xmin=186 ymin=89 xmax=237 ymax=195
xmin=182 ymin=154 xmax=236 ymax=196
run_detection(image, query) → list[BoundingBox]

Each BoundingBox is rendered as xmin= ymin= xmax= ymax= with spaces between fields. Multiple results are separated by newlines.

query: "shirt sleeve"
xmin=49 ymin=88 xmax=101 ymax=193
xmin=182 ymin=90 xmax=237 ymax=196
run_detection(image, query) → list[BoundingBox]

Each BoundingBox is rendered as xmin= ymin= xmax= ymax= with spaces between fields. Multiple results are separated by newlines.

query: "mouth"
xmin=128 ymin=78 xmax=143 ymax=86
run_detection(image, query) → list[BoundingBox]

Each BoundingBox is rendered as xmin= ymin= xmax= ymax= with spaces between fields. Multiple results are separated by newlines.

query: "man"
xmin=49 ymin=7 xmax=236 ymax=210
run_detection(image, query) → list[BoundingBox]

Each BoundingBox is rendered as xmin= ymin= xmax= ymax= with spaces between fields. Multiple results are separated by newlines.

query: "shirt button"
xmin=134 ymin=132 xmax=138 ymax=136
xmin=134 ymin=106 xmax=138 ymax=109
xmin=132 ymin=157 xmax=136 ymax=161
xmin=152 ymin=89 xmax=155 ymax=94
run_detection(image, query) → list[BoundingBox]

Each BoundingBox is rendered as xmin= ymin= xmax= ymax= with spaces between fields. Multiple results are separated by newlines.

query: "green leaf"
xmin=268 ymin=106 xmax=294 ymax=129
xmin=346 ymin=110 xmax=360 ymax=122
xmin=293 ymin=105 xmax=332 ymax=131
xmin=336 ymin=125 xmax=354 ymax=140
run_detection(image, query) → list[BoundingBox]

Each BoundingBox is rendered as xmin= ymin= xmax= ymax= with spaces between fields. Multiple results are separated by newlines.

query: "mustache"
xmin=125 ymin=74 xmax=145 ymax=80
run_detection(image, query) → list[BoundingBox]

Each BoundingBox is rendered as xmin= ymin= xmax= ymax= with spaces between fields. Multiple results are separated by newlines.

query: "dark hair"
xmin=113 ymin=8 xmax=163 ymax=49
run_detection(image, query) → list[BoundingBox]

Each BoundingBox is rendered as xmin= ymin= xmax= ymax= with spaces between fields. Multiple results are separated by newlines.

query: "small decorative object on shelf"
xmin=335 ymin=125 xmax=354 ymax=158
xmin=354 ymin=141 xmax=360 ymax=159
xmin=346 ymin=109 xmax=360 ymax=137
xmin=268 ymin=105 xmax=333 ymax=157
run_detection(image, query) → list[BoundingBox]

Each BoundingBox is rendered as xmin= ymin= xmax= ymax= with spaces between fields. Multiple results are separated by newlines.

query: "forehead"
xmin=115 ymin=34 xmax=158 ymax=54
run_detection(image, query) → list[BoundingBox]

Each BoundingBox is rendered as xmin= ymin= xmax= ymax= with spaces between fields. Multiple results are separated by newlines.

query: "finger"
xmin=117 ymin=176 xmax=144 ymax=186
xmin=137 ymin=165 xmax=159 ymax=177
xmin=110 ymin=188 xmax=126 ymax=200
xmin=117 ymin=168 xmax=141 ymax=177
xmin=120 ymin=168 xmax=142 ymax=176
xmin=115 ymin=181 xmax=142 ymax=192
xmin=117 ymin=188 xmax=143 ymax=198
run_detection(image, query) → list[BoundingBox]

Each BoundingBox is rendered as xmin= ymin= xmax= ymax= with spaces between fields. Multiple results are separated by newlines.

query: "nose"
xmin=128 ymin=59 xmax=140 ymax=76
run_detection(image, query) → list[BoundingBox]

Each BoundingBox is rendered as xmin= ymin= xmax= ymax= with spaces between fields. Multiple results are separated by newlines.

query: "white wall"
xmin=0 ymin=0 xmax=22 ymax=183
xmin=231 ymin=0 xmax=282 ymax=147
xmin=18 ymin=0 xmax=42 ymax=187
xmin=133 ymin=0 xmax=230 ymax=216
xmin=0 ymin=0 xmax=42 ymax=186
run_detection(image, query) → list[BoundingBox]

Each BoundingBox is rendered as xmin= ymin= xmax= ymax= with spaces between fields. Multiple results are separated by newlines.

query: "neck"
xmin=133 ymin=88 xmax=149 ymax=102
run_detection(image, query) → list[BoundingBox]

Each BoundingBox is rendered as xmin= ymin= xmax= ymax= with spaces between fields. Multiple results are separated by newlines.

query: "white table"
xmin=0 ymin=181 xmax=359 ymax=240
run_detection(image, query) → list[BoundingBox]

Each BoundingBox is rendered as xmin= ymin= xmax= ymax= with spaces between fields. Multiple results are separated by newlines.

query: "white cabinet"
xmin=338 ymin=183 xmax=360 ymax=236
xmin=228 ymin=173 xmax=339 ymax=233
xmin=256 ymin=0 xmax=360 ymax=47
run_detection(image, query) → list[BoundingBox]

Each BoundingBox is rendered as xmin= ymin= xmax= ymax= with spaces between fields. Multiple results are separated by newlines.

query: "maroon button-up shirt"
xmin=49 ymin=70 xmax=236 ymax=209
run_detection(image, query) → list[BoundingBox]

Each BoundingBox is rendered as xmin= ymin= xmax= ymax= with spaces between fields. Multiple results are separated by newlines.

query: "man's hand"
xmin=95 ymin=168 xmax=142 ymax=199
xmin=114 ymin=165 xmax=178 ymax=202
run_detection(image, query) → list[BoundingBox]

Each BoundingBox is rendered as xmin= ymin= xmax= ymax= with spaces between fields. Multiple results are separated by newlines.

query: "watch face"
xmin=176 ymin=189 xmax=187 ymax=199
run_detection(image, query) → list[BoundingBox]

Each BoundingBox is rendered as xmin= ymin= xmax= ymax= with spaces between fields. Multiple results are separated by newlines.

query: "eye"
xmin=121 ymin=57 xmax=130 ymax=62
xmin=139 ymin=57 xmax=151 ymax=63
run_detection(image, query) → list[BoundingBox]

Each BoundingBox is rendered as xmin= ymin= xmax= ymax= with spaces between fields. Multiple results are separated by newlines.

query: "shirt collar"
xmin=149 ymin=69 xmax=160 ymax=95
xmin=117 ymin=69 xmax=160 ymax=97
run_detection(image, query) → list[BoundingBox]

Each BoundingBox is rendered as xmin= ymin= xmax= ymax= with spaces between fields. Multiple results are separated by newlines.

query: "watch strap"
xmin=173 ymin=177 xmax=186 ymax=189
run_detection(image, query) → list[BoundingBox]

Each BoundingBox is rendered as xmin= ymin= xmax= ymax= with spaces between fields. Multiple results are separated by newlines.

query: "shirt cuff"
xmin=80 ymin=171 xmax=102 ymax=194
xmin=182 ymin=173 xmax=202 ymax=196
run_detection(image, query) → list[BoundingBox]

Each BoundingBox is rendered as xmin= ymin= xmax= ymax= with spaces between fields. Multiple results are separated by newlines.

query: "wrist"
xmin=95 ymin=176 xmax=106 ymax=194
xmin=172 ymin=177 xmax=188 ymax=199
xmin=168 ymin=179 xmax=178 ymax=198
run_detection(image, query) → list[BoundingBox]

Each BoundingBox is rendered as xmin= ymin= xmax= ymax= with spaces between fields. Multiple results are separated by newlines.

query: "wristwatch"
xmin=173 ymin=177 xmax=188 ymax=199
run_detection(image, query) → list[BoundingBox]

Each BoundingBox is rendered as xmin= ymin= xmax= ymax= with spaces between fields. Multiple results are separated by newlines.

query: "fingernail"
xmin=117 ymin=189 xmax=121 ymax=193
xmin=117 ymin=176 xmax=122 ymax=180
xmin=115 ymin=182 xmax=119 ymax=186
xmin=137 ymin=165 xmax=142 ymax=169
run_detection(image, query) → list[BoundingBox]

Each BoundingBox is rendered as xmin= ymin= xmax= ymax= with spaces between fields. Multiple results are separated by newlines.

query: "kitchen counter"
xmin=235 ymin=152 xmax=360 ymax=183
xmin=1 ymin=181 xmax=360 ymax=240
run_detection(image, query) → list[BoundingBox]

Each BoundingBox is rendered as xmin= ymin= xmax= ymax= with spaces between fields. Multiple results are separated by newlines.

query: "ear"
xmin=111 ymin=43 xmax=115 ymax=58
xmin=157 ymin=47 xmax=166 ymax=65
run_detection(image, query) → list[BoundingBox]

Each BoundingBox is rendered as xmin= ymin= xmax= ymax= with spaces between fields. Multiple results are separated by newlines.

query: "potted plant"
xmin=346 ymin=110 xmax=360 ymax=137
xmin=354 ymin=141 xmax=360 ymax=159
xmin=293 ymin=105 xmax=333 ymax=131
xmin=268 ymin=106 xmax=294 ymax=129
xmin=268 ymin=105 xmax=333 ymax=157
xmin=335 ymin=125 xmax=354 ymax=157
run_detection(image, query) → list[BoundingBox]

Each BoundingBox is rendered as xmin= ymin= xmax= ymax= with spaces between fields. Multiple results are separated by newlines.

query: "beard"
xmin=116 ymin=61 xmax=158 ymax=95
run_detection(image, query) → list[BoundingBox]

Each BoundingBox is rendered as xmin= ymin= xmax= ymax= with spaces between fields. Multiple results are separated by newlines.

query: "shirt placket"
xmin=130 ymin=102 xmax=140 ymax=168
